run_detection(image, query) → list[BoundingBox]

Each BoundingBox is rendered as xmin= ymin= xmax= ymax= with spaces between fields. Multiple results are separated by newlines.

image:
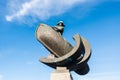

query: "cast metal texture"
xmin=36 ymin=24 xmax=73 ymax=57
xmin=36 ymin=24 xmax=91 ymax=75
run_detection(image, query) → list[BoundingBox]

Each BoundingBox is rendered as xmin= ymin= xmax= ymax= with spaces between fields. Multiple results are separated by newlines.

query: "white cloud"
xmin=5 ymin=0 xmax=87 ymax=22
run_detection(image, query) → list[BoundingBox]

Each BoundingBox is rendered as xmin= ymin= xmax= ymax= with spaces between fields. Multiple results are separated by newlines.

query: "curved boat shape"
xmin=40 ymin=34 xmax=82 ymax=67
xmin=36 ymin=23 xmax=91 ymax=75
xmin=36 ymin=24 xmax=73 ymax=57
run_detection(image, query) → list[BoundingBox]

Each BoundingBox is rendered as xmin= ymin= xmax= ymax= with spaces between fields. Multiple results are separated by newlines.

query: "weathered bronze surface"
xmin=36 ymin=23 xmax=91 ymax=75
xmin=36 ymin=24 xmax=73 ymax=57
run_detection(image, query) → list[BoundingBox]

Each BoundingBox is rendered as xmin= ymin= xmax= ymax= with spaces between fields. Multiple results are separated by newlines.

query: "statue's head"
xmin=57 ymin=21 xmax=65 ymax=27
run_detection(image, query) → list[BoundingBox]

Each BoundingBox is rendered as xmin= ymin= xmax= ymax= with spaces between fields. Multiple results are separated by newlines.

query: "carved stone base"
xmin=50 ymin=67 xmax=73 ymax=80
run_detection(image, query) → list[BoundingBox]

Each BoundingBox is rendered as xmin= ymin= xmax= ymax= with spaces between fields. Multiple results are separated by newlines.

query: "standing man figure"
xmin=52 ymin=21 xmax=65 ymax=35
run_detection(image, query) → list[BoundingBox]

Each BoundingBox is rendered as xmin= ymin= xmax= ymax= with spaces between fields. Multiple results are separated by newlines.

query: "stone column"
xmin=50 ymin=67 xmax=73 ymax=80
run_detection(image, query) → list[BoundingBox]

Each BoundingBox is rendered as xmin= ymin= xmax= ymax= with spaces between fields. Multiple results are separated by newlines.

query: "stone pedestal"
xmin=50 ymin=67 xmax=73 ymax=80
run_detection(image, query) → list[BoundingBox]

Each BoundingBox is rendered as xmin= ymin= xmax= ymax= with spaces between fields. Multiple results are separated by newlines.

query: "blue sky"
xmin=0 ymin=0 xmax=120 ymax=80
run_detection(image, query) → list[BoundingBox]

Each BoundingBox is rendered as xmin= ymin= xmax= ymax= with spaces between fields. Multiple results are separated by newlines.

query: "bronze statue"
xmin=36 ymin=21 xmax=91 ymax=80
xmin=52 ymin=21 xmax=65 ymax=35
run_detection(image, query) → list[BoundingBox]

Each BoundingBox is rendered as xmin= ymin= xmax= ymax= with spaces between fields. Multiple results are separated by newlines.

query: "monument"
xmin=36 ymin=21 xmax=91 ymax=80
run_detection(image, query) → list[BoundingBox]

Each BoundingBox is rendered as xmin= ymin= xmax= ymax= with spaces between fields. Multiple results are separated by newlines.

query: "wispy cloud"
xmin=5 ymin=0 xmax=89 ymax=23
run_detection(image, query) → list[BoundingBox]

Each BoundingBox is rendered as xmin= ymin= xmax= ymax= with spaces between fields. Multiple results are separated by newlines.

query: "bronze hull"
xmin=36 ymin=24 xmax=73 ymax=57
xmin=36 ymin=24 xmax=91 ymax=75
